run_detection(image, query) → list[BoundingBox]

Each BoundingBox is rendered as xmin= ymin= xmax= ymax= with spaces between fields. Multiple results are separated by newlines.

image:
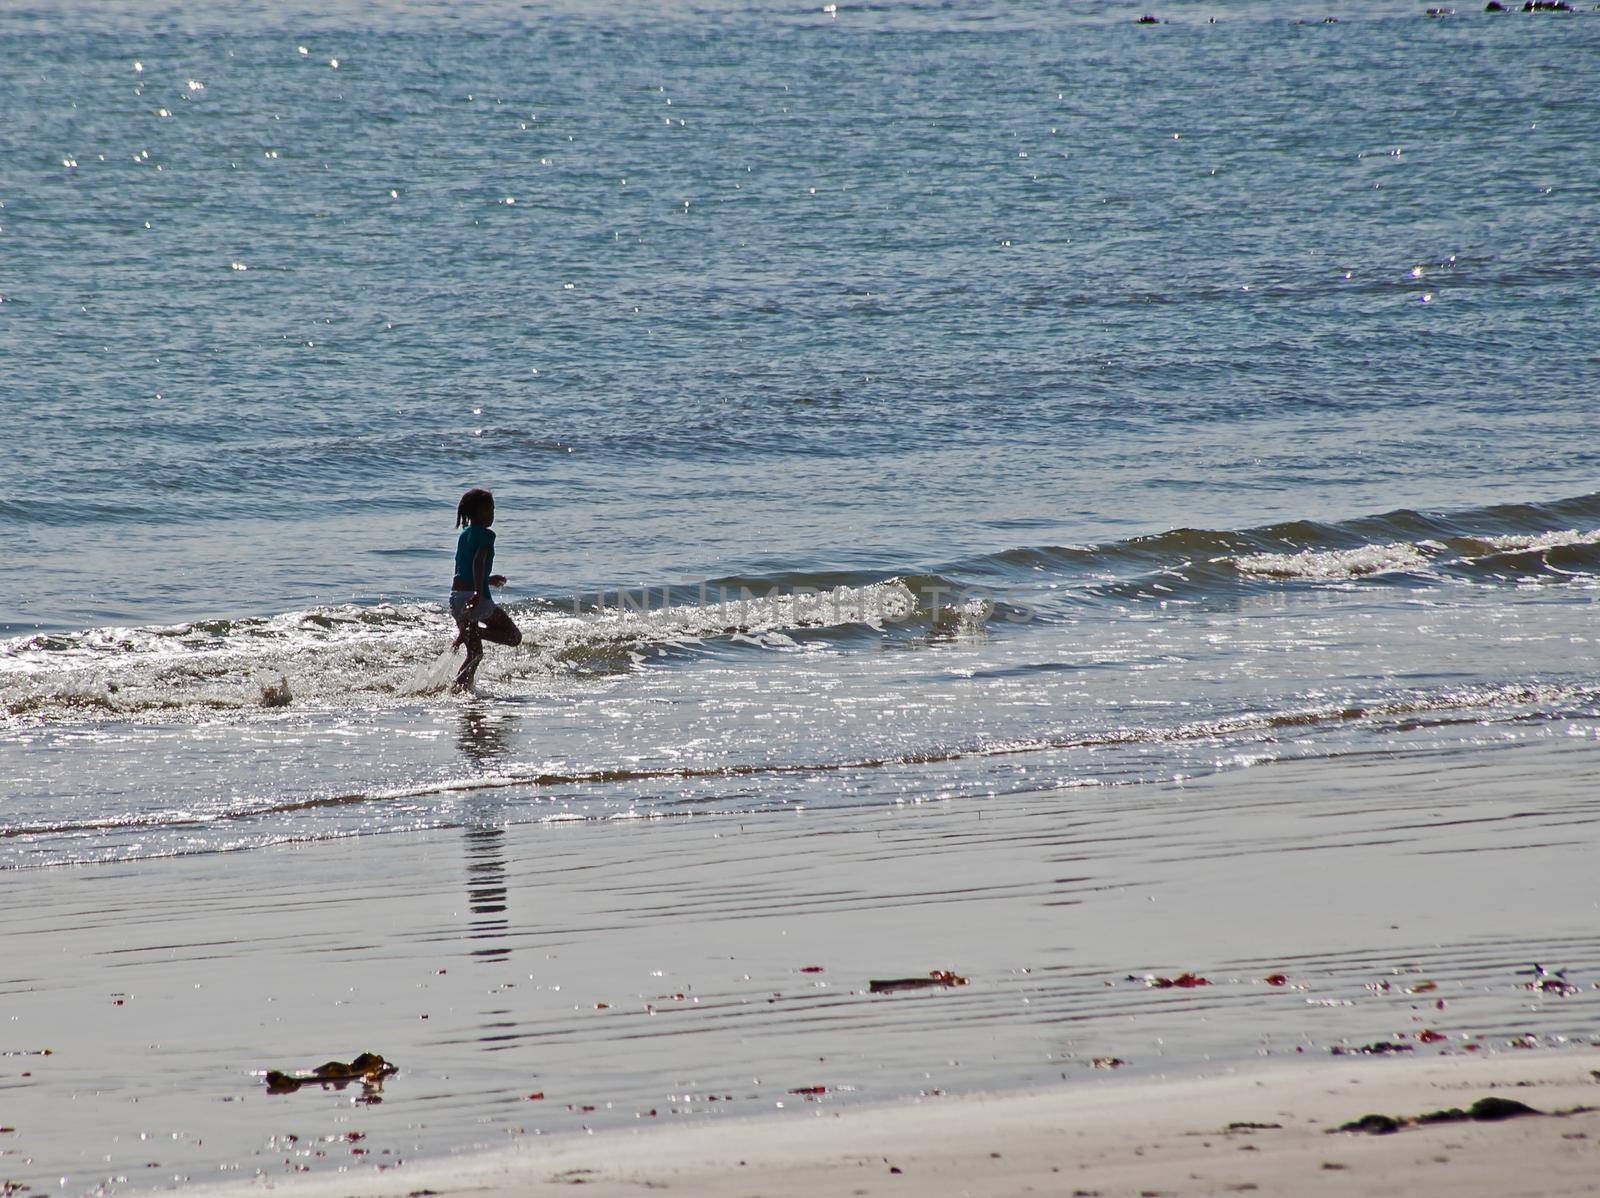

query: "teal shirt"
xmin=454 ymin=525 xmax=496 ymax=594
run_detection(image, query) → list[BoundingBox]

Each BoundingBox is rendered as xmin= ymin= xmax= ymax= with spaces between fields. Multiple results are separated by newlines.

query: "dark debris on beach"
xmin=265 ymin=1052 xmax=397 ymax=1097
xmin=1337 ymin=1096 xmax=1555 ymax=1135
xmin=869 ymin=970 xmax=969 ymax=994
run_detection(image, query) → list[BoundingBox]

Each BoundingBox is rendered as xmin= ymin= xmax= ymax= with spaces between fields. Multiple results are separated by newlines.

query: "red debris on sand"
xmin=526 ymin=1092 xmax=544 ymax=1101
xmin=1418 ymin=1030 xmax=1448 ymax=1044
xmin=1148 ymin=972 xmax=1211 ymax=989
xmin=799 ymin=966 xmax=825 ymax=974
xmin=1263 ymin=974 xmax=1290 ymax=986
xmin=788 ymin=1085 xmax=827 ymax=1096
xmin=1526 ymin=978 xmax=1580 ymax=997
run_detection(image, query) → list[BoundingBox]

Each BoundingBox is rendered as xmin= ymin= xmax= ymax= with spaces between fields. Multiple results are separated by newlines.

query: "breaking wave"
xmin=951 ymin=489 xmax=1600 ymax=600
xmin=6 ymin=490 xmax=1600 ymax=725
xmin=0 ymin=579 xmax=938 ymax=723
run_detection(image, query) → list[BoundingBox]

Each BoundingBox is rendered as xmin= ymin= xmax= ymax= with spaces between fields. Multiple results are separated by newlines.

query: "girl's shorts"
xmin=449 ymin=591 xmax=498 ymax=625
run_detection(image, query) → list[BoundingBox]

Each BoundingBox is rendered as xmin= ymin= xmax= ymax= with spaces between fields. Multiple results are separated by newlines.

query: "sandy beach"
xmin=7 ymin=732 xmax=1600 ymax=1194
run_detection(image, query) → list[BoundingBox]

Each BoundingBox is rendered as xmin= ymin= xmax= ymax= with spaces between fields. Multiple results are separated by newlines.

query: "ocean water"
xmin=3 ymin=0 xmax=1600 ymax=862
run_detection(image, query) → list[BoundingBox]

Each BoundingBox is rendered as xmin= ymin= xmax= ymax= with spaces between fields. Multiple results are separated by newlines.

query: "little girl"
xmin=450 ymin=488 xmax=522 ymax=691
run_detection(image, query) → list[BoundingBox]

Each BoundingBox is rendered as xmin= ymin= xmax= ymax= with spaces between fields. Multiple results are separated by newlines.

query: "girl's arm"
xmin=471 ymin=546 xmax=493 ymax=596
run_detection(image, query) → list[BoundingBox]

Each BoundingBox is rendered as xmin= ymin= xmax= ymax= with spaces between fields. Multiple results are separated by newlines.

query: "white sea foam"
xmin=552 ymin=579 xmax=916 ymax=649
xmin=1228 ymin=529 xmax=1600 ymax=585
xmin=1231 ymin=542 xmax=1430 ymax=581
xmin=1467 ymin=528 xmax=1600 ymax=555
xmin=0 ymin=580 xmax=922 ymax=722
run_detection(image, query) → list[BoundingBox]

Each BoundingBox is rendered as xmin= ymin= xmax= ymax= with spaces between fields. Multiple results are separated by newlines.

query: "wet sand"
xmin=5 ymin=732 xmax=1600 ymax=1193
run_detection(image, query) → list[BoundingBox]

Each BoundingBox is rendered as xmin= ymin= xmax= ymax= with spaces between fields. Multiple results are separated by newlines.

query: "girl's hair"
xmin=456 ymin=488 xmax=494 ymax=528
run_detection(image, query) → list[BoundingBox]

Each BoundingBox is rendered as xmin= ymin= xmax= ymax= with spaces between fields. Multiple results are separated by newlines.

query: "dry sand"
xmin=196 ymin=1051 xmax=1600 ymax=1197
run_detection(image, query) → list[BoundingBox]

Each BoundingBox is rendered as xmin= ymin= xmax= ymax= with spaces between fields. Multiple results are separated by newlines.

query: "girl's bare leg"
xmin=479 ymin=607 xmax=522 ymax=648
xmin=453 ymin=624 xmax=484 ymax=691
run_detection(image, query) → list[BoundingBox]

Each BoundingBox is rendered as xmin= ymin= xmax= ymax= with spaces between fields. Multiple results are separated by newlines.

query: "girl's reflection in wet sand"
xmin=457 ymin=706 xmax=515 ymax=968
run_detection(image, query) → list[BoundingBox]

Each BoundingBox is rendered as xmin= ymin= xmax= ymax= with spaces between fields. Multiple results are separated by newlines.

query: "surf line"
xmin=11 ymin=681 xmax=1586 ymax=842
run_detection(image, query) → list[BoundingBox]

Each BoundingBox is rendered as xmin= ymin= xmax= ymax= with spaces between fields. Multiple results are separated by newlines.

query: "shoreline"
xmin=192 ymin=1050 xmax=1600 ymax=1197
